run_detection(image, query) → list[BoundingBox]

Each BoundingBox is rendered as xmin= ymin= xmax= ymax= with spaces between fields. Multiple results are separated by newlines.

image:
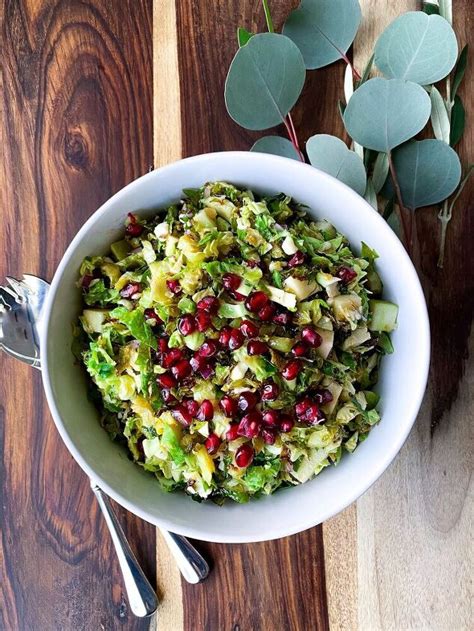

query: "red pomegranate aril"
xmin=157 ymin=373 xmax=177 ymax=388
xmin=144 ymin=308 xmax=162 ymax=326
xmin=219 ymin=326 xmax=232 ymax=347
xmin=82 ymin=274 xmax=94 ymax=288
xmin=235 ymin=443 xmax=255 ymax=468
xmin=292 ymin=341 xmax=309 ymax=357
xmin=301 ymin=326 xmax=322 ymax=348
xmin=245 ymin=291 xmax=269 ymax=313
xmin=247 ymin=340 xmax=269 ymax=356
xmin=228 ymin=328 xmax=244 ymax=350
xmin=197 ymin=399 xmax=214 ymax=421
xmin=279 ymin=415 xmax=295 ymax=433
xmin=162 ymin=348 xmax=183 ymax=368
xmin=205 ymin=433 xmax=221 ymax=455
xmin=120 ymin=282 xmax=141 ymax=298
xmin=261 ymin=382 xmax=279 ymax=401
xmin=199 ymin=362 xmax=214 ymax=380
xmin=246 ymin=259 xmax=260 ymax=268
xmin=171 ymin=359 xmax=192 ymax=381
xmin=258 ymin=303 xmax=276 ymax=321
xmin=161 ymin=389 xmax=176 ymax=405
xmin=337 ymin=266 xmax=357 ymax=284
xmin=240 ymin=319 xmax=259 ymax=338
xmin=226 ymin=423 xmax=240 ymax=441
xmin=126 ymin=222 xmax=143 ymax=237
xmin=198 ymin=340 xmax=217 ymax=357
xmin=262 ymin=409 xmax=279 ymax=426
xmin=172 ymin=405 xmax=192 ymax=427
xmin=237 ymin=391 xmax=259 ymax=413
xmin=219 ymin=395 xmax=238 ymax=417
xmin=196 ymin=295 xmax=220 ymax=314
xmin=303 ymin=403 xmax=320 ymax=424
xmin=282 ymin=360 xmax=302 ymax=380
xmin=190 ymin=354 xmax=204 ymax=372
xmin=295 ymin=398 xmax=311 ymax=418
xmin=166 ymin=279 xmax=182 ymax=295
xmin=178 ymin=314 xmax=197 ymax=336
xmin=196 ymin=311 xmax=212 ymax=332
xmin=158 ymin=337 xmax=169 ymax=354
xmin=183 ymin=399 xmax=199 ymax=416
xmin=262 ymin=427 xmax=277 ymax=445
xmin=238 ymin=412 xmax=262 ymax=438
xmin=288 ymin=251 xmax=305 ymax=267
xmin=273 ymin=310 xmax=292 ymax=326
xmin=315 ymin=389 xmax=333 ymax=405
xmin=232 ymin=291 xmax=246 ymax=301
xmin=222 ymin=273 xmax=242 ymax=292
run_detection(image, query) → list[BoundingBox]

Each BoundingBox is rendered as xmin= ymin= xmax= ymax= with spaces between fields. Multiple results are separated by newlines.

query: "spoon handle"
xmin=91 ymin=483 xmax=158 ymax=618
xmin=159 ymin=529 xmax=210 ymax=584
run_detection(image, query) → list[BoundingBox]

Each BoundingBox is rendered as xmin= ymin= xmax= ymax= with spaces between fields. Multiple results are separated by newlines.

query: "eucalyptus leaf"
xmin=343 ymin=78 xmax=431 ymax=152
xmin=382 ymin=197 xmax=395 ymax=220
xmin=225 ymin=33 xmax=306 ymax=131
xmin=423 ymin=2 xmax=439 ymax=15
xmin=390 ymin=139 xmax=461 ymax=209
xmin=387 ymin=211 xmax=402 ymax=239
xmin=282 ymin=0 xmax=361 ymax=70
xmin=372 ymin=152 xmax=389 ymax=194
xmin=251 ymin=136 xmax=300 ymax=160
xmin=364 ymin=178 xmax=378 ymax=209
xmin=237 ymin=27 xmax=253 ymax=47
xmin=430 ymin=86 xmax=450 ymax=144
xmin=439 ymin=0 xmax=452 ymax=24
xmin=306 ymin=134 xmax=367 ymax=196
xmin=374 ymin=12 xmax=458 ymax=85
xmin=450 ymin=95 xmax=465 ymax=147
xmin=452 ymin=45 xmax=468 ymax=101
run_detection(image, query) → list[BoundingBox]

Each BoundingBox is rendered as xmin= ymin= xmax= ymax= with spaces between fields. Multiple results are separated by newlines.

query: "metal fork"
xmin=0 ymin=274 xmax=209 ymax=617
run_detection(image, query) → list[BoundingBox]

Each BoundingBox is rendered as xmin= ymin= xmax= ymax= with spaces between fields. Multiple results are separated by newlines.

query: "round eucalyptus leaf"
xmin=306 ymin=134 xmax=367 ymax=196
xmin=374 ymin=12 xmax=458 ymax=85
xmin=343 ymin=78 xmax=431 ymax=152
xmin=225 ymin=33 xmax=306 ymax=131
xmin=391 ymin=139 xmax=461 ymax=209
xmin=251 ymin=136 xmax=300 ymax=161
xmin=283 ymin=0 xmax=361 ymax=70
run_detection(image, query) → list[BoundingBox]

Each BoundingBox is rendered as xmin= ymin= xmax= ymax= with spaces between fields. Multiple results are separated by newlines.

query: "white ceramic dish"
xmin=41 ymin=151 xmax=430 ymax=543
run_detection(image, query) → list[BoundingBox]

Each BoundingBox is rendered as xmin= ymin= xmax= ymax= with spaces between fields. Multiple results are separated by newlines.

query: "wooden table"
xmin=1 ymin=1 xmax=472 ymax=629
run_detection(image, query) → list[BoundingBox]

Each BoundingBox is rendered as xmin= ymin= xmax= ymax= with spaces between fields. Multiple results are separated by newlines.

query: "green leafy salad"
xmin=74 ymin=181 xmax=398 ymax=504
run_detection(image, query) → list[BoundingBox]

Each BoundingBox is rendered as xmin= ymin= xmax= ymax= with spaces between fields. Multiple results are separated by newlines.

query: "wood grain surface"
xmin=1 ymin=0 xmax=472 ymax=630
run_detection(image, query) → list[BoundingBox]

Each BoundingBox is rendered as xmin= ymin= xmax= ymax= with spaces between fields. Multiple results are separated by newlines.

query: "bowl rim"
xmin=40 ymin=151 xmax=430 ymax=542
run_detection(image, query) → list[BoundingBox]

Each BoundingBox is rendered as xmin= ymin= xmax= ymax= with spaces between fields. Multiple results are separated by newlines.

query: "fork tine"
xmin=0 ymin=286 xmax=19 ymax=308
xmin=6 ymin=276 xmax=26 ymax=300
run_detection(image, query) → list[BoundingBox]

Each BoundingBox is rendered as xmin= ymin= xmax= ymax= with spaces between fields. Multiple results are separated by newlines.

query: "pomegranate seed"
xmin=315 ymin=389 xmax=333 ymax=405
xmin=158 ymin=337 xmax=169 ymax=354
xmin=279 ymin=415 xmax=294 ymax=433
xmin=171 ymin=359 xmax=192 ymax=380
xmin=199 ymin=362 xmax=214 ymax=379
xmin=190 ymin=353 xmax=204 ymax=372
xmin=258 ymin=303 xmax=276 ymax=321
xmin=162 ymin=348 xmax=183 ymax=368
xmin=238 ymin=412 xmax=262 ymax=438
xmin=127 ymin=212 xmax=138 ymax=225
xmin=162 ymin=389 xmax=176 ymax=405
xmin=247 ymin=340 xmax=269 ymax=356
xmin=235 ymin=444 xmax=254 ymax=468
xmin=232 ymin=291 xmax=246 ymax=301
xmin=228 ymin=328 xmax=244 ymax=350
xmin=273 ymin=310 xmax=292 ymax=326
xmin=301 ymin=327 xmax=322 ymax=348
xmin=226 ymin=423 xmax=240 ymax=441
xmin=166 ymin=279 xmax=182 ymax=295
xmin=219 ymin=326 xmax=232 ymax=347
xmin=245 ymin=291 xmax=269 ymax=313
xmin=183 ymin=399 xmax=199 ymax=416
xmin=292 ymin=341 xmax=309 ymax=357
xmin=120 ymin=282 xmax=141 ymax=298
xmin=172 ymin=405 xmax=192 ymax=427
xmin=246 ymin=259 xmax=260 ymax=268
xmin=295 ymin=398 xmax=311 ymax=418
xmin=261 ymin=382 xmax=279 ymax=401
xmin=262 ymin=427 xmax=277 ymax=445
xmin=282 ymin=360 xmax=302 ymax=380
xmin=196 ymin=311 xmax=212 ymax=332
xmin=240 ymin=319 xmax=259 ymax=338
xmin=126 ymin=222 xmax=143 ymax=237
xmin=82 ymin=274 xmax=94 ymax=288
xmin=262 ymin=409 xmax=279 ymax=426
xmin=198 ymin=341 xmax=217 ymax=357
xmin=197 ymin=399 xmax=214 ymax=421
xmin=222 ymin=273 xmax=242 ymax=292
xmin=157 ymin=373 xmax=177 ymax=388
xmin=288 ymin=251 xmax=305 ymax=267
xmin=337 ymin=266 xmax=357 ymax=284
xmin=196 ymin=295 xmax=220 ymax=314
xmin=178 ymin=314 xmax=197 ymax=336
xmin=237 ymin=391 xmax=259 ymax=413
xmin=303 ymin=403 xmax=321 ymax=424
xmin=205 ymin=433 xmax=221 ymax=455
xmin=144 ymin=308 xmax=162 ymax=326
xmin=219 ymin=395 xmax=238 ymax=417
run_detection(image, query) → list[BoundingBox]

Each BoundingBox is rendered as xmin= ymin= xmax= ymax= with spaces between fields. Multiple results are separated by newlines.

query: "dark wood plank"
xmin=176 ymin=2 xmax=342 ymax=629
xmin=1 ymin=2 xmax=155 ymax=629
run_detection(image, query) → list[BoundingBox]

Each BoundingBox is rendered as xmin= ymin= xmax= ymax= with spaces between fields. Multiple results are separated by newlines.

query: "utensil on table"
xmin=0 ymin=274 xmax=209 ymax=616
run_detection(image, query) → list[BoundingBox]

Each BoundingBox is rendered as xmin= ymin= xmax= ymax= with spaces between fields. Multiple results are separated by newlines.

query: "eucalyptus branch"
xmin=283 ymin=115 xmax=305 ymax=162
xmin=388 ymin=152 xmax=411 ymax=250
xmin=341 ymin=52 xmax=361 ymax=81
xmin=262 ymin=0 xmax=274 ymax=33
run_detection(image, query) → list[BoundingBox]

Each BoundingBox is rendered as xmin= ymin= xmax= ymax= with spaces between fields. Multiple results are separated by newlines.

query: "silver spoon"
xmin=0 ymin=274 xmax=209 ymax=616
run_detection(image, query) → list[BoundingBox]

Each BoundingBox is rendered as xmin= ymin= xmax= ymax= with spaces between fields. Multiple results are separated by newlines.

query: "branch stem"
xmin=388 ymin=152 xmax=411 ymax=251
xmin=341 ymin=53 xmax=361 ymax=81
xmin=283 ymin=115 xmax=305 ymax=162
xmin=262 ymin=0 xmax=274 ymax=33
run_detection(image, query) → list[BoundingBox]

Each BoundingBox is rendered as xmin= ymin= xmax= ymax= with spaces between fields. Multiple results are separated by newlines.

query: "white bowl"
xmin=41 ymin=151 xmax=430 ymax=543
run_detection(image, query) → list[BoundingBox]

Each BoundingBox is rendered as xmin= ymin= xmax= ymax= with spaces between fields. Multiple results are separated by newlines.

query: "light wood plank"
xmin=153 ymin=2 xmax=184 ymax=629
